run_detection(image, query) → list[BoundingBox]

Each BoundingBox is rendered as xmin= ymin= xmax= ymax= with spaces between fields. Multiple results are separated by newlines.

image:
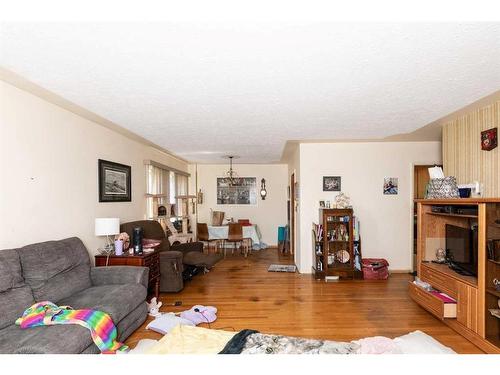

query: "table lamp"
xmin=95 ymin=218 xmax=120 ymax=253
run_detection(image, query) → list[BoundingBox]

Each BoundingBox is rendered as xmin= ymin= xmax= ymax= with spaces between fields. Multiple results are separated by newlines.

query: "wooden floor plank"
xmin=125 ymin=248 xmax=483 ymax=353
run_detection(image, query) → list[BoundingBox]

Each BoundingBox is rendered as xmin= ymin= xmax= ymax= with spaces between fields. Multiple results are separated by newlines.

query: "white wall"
xmin=195 ymin=164 xmax=288 ymax=246
xmin=297 ymin=142 xmax=442 ymax=273
xmin=0 ymin=80 xmax=188 ymax=255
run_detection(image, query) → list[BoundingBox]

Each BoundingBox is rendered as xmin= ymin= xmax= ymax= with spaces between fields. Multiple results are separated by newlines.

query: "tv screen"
xmin=445 ymin=224 xmax=477 ymax=276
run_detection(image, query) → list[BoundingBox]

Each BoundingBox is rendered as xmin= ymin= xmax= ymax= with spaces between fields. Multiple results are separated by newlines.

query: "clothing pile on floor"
xmin=137 ymin=301 xmax=456 ymax=354
xmin=145 ymin=303 xmax=218 ymax=335
xmin=130 ymin=324 xmax=456 ymax=354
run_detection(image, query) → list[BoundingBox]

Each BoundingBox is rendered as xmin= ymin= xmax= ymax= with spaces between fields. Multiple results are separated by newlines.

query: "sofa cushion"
xmin=58 ymin=283 xmax=147 ymax=324
xmin=0 ymin=323 xmax=93 ymax=354
xmin=0 ymin=249 xmax=25 ymax=290
xmin=0 ymin=286 xmax=35 ymax=331
xmin=0 ymin=249 xmax=35 ymax=330
xmin=18 ymin=237 xmax=92 ymax=303
xmin=0 ymin=262 xmax=14 ymax=293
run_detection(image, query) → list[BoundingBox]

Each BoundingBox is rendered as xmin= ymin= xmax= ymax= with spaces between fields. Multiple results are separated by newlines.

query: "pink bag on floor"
xmin=362 ymin=258 xmax=389 ymax=280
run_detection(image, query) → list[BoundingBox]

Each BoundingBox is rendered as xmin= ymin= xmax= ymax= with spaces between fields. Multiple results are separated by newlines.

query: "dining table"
xmin=207 ymin=224 xmax=266 ymax=249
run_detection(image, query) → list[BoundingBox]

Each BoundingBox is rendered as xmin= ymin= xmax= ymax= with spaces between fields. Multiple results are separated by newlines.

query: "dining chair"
xmin=197 ymin=223 xmax=221 ymax=255
xmin=226 ymin=223 xmax=251 ymax=257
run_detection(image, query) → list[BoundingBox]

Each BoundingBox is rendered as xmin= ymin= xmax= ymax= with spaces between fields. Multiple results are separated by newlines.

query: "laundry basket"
xmin=362 ymin=258 xmax=389 ymax=280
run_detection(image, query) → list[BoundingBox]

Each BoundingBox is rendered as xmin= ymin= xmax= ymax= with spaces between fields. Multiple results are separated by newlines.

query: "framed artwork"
xmin=98 ymin=159 xmax=132 ymax=202
xmin=481 ymin=127 xmax=498 ymax=151
xmin=319 ymin=200 xmax=325 ymax=208
xmin=323 ymin=176 xmax=341 ymax=191
xmin=217 ymin=177 xmax=257 ymax=205
xmin=383 ymin=177 xmax=398 ymax=195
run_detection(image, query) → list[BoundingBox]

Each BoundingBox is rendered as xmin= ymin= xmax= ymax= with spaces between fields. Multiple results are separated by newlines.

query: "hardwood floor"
xmin=125 ymin=247 xmax=483 ymax=353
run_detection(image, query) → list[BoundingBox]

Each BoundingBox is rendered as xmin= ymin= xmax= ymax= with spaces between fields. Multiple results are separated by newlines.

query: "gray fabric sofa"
xmin=0 ymin=237 xmax=149 ymax=354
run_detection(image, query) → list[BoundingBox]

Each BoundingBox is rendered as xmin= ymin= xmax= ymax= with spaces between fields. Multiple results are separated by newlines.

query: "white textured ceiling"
xmin=1 ymin=22 xmax=500 ymax=163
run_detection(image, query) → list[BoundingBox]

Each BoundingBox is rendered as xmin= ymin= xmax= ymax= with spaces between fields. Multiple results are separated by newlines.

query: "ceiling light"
xmin=222 ymin=155 xmax=240 ymax=186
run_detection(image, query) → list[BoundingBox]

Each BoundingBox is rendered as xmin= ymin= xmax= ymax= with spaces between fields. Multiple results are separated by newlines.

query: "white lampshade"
xmin=95 ymin=218 xmax=120 ymax=236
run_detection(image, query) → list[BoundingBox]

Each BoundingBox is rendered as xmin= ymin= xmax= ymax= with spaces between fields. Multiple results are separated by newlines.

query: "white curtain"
xmin=146 ymin=165 xmax=170 ymax=219
xmin=175 ymin=174 xmax=189 ymax=217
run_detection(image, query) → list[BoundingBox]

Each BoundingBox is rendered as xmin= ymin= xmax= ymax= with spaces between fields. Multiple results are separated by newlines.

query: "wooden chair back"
xmin=228 ymin=223 xmax=243 ymax=241
xmin=197 ymin=223 xmax=210 ymax=241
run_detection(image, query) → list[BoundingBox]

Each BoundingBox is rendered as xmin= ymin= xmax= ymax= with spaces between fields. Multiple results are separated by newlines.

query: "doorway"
xmin=290 ymin=173 xmax=296 ymax=257
xmin=412 ymin=164 xmax=441 ymax=274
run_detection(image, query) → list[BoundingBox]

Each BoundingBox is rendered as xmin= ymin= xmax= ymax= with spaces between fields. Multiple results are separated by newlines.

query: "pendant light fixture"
xmin=223 ymin=155 xmax=240 ymax=186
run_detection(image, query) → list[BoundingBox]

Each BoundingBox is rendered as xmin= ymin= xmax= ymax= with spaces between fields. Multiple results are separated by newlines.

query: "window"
xmin=175 ymin=174 xmax=189 ymax=217
xmin=169 ymin=171 xmax=176 ymax=205
xmin=145 ymin=161 xmax=189 ymax=219
xmin=146 ymin=165 xmax=170 ymax=219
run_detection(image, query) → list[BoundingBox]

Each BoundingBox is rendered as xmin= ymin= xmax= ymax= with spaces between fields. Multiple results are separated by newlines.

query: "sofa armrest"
xmin=90 ymin=266 xmax=149 ymax=289
xmin=170 ymin=241 xmax=203 ymax=256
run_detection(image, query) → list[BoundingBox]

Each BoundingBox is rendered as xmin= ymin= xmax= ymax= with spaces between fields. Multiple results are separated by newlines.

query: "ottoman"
xmin=159 ymin=251 xmax=184 ymax=292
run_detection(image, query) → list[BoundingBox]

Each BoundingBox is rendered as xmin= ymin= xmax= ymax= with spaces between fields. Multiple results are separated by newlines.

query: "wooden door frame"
xmin=410 ymin=163 xmax=442 ymax=273
xmin=290 ymin=173 xmax=296 ymax=256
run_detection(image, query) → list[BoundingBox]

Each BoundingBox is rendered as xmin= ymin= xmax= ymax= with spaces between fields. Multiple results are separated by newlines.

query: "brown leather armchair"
xmin=120 ymin=220 xmax=201 ymax=255
xmin=120 ymin=220 xmax=222 ymax=292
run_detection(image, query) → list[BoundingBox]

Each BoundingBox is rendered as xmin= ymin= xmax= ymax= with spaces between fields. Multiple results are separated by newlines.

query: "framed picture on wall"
xmin=216 ymin=177 xmax=257 ymax=205
xmin=323 ymin=176 xmax=341 ymax=191
xmin=98 ymin=159 xmax=132 ymax=202
xmin=481 ymin=127 xmax=498 ymax=151
xmin=383 ymin=177 xmax=398 ymax=195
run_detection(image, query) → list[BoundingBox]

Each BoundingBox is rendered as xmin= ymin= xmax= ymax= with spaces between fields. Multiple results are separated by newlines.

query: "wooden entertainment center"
xmin=412 ymin=198 xmax=500 ymax=353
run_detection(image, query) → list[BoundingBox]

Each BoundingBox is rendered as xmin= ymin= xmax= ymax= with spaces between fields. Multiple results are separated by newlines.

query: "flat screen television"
xmin=445 ymin=224 xmax=478 ymax=277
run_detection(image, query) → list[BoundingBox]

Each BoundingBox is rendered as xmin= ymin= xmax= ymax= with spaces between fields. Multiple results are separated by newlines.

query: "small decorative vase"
xmin=114 ymin=240 xmax=123 ymax=256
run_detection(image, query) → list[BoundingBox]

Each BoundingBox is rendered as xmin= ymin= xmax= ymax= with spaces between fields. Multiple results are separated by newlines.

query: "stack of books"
xmin=353 ymin=216 xmax=360 ymax=241
xmin=312 ymin=223 xmax=323 ymax=242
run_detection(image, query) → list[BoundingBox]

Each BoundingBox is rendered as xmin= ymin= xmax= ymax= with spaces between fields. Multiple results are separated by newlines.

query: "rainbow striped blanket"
xmin=16 ymin=301 xmax=128 ymax=353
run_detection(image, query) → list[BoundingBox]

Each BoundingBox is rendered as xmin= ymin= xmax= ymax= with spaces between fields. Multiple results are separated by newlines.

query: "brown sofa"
xmin=120 ymin=220 xmax=222 ymax=292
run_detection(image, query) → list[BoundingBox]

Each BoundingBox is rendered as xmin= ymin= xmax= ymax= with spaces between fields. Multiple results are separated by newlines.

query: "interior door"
xmin=290 ymin=173 xmax=296 ymax=256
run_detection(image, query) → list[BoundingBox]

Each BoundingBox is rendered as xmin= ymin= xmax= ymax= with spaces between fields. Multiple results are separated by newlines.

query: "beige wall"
xmin=194 ymin=164 xmax=288 ymax=246
xmin=443 ymin=100 xmax=499 ymax=197
xmin=0 ymin=80 xmax=188 ymax=255
xmin=296 ymin=142 xmax=442 ymax=273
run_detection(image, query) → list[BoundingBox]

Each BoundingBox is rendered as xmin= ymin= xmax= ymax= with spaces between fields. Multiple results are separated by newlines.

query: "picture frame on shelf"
xmin=323 ymin=176 xmax=341 ymax=191
xmin=98 ymin=159 xmax=132 ymax=202
xmin=319 ymin=200 xmax=325 ymax=208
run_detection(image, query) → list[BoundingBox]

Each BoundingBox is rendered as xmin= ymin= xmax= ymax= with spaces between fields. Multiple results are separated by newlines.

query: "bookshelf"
xmin=312 ymin=208 xmax=362 ymax=280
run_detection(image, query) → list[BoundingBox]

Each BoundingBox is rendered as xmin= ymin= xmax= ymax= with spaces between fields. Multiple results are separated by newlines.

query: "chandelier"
xmin=224 ymin=155 xmax=240 ymax=186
